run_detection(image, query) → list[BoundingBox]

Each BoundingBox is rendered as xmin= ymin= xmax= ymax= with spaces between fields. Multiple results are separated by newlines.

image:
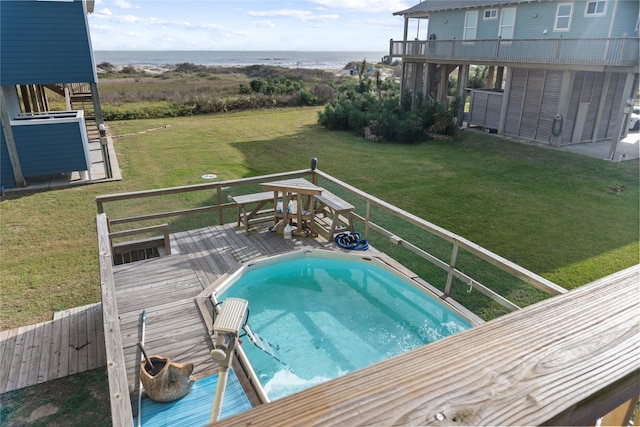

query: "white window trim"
xmin=483 ymin=9 xmax=498 ymax=20
xmin=584 ymin=0 xmax=607 ymax=17
xmin=554 ymin=2 xmax=573 ymax=32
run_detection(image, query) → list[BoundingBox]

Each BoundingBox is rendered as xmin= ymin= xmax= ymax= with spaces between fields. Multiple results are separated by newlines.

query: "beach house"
xmin=0 ymin=0 xmax=113 ymax=190
xmin=390 ymin=0 xmax=639 ymax=149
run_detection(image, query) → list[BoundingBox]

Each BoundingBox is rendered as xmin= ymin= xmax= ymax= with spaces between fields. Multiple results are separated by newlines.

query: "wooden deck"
xmin=113 ymin=222 xmax=336 ymax=405
xmin=0 ymin=222 xmax=333 ymax=398
xmin=0 ymin=303 xmax=106 ymax=394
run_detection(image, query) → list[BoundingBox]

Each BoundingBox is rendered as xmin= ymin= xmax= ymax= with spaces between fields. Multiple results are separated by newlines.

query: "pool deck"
xmin=113 ymin=222 xmax=338 ymax=411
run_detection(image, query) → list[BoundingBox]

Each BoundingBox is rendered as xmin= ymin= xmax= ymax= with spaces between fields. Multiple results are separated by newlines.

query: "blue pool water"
xmin=218 ymin=255 xmax=471 ymax=401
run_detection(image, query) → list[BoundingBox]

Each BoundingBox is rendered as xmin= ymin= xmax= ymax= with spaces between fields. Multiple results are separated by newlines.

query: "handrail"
xmin=214 ymin=265 xmax=640 ymax=427
xmin=389 ymin=37 xmax=640 ymax=67
xmin=96 ymin=166 xmax=565 ymax=317
xmin=313 ymin=169 xmax=566 ymax=298
xmin=96 ymin=213 xmax=134 ymax=427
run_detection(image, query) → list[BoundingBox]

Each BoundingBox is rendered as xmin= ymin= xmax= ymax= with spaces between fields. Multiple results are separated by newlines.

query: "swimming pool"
xmin=215 ymin=249 xmax=472 ymax=401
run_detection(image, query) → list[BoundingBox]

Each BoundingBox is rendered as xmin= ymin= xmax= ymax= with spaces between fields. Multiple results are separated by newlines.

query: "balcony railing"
xmin=390 ymin=37 xmax=639 ymax=67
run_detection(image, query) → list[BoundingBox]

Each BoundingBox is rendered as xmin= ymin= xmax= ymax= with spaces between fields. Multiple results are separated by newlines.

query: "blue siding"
xmin=0 ymin=0 xmax=96 ymax=85
xmin=426 ymin=0 xmax=638 ymax=40
xmin=612 ymin=1 xmax=640 ymax=37
xmin=0 ymin=125 xmax=17 ymax=189
xmin=12 ymin=122 xmax=89 ymax=177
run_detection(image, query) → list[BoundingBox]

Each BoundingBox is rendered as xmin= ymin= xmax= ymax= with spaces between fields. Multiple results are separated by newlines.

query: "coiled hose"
xmin=335 ymin=232 xmax=369 ymax=251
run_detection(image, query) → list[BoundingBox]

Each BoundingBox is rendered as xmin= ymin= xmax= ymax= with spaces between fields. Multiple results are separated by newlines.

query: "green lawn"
xmin=1 ymin=106 xmax=638 ymax=329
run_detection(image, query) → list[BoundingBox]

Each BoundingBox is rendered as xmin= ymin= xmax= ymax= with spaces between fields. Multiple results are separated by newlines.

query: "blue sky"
xmin=88 ymin=0 xmax=414 ymax=51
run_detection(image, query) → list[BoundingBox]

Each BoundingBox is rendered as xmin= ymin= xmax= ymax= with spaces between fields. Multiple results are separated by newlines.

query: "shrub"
xmin=312 ymin=84 xmax=334 ymax=103
xmin=317 ymin=59 xmax=457 ymax=144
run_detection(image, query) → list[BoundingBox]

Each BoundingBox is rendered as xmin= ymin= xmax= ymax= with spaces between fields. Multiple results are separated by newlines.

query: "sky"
xmin=87 ymin=0 xmax=416 ymax=51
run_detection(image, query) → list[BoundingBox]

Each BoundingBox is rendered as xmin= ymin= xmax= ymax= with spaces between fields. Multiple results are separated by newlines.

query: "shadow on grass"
xmin=0 ymin=368 xmax=111 ymax=427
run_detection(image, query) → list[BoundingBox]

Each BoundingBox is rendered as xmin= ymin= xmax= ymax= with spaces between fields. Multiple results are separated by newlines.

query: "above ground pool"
xmin=216 ymin=249 xmax=472 ymax=401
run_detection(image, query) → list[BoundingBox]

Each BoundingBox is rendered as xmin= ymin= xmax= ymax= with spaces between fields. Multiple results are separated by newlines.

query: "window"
xmin=554 ymin=3 xmax=573 ymax=31
xmin=463 ymin=11 xmax=478 ymax=40
xmin=484 ymin=9 xmax=498 ymax=20
xmin=585 ymin=0 xmax=606 ymax=16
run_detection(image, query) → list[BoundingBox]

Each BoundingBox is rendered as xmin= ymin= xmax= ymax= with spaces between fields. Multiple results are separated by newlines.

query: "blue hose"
xmin=335 ymin=232 xmax=369 ymax=251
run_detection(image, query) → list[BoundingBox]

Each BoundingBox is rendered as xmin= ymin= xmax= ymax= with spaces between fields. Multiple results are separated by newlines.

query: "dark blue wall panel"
xmin=1 ymin=0 xmax=96 ymax=85
xmin=12 ymin=122 xmax=89 ymax=176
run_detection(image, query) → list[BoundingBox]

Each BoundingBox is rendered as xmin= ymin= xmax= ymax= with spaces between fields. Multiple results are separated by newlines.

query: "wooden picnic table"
xmin=260 ymin=178 xmax=324 ymax=237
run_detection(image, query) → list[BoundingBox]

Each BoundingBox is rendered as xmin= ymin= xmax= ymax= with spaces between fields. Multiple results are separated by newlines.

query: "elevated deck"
xmin=111 ymin=222 xmax=336 ymax=413
xmin=95 ymin=167 xmax=638 ymax=426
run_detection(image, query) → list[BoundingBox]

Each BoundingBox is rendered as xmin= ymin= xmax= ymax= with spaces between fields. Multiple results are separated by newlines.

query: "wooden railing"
xmin=215 ymin=264 xmax=640 ymax=427
xmin=96 ymin=213 xmax=134 ymax=427
xmin=389 ymin=37 xmax=640 ymax=67
xmin=96 ymin=167 xmax=638 ymax=426
xmin=96 ymin=166 xmax=565 ymax=317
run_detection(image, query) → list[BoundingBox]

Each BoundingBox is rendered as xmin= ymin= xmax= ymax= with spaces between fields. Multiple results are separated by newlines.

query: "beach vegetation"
xmin=318 ymin=61 xmax=458 ymax=143
xmin=95 ymin=64 xmax=342 ymax=120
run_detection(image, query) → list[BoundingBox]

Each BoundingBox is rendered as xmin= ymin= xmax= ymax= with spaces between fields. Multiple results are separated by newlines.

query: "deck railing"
xmin=96 ymin=166 xmax=565 ymax=319
xmin=96 ymin=168 xmax=638 ymax=426
xmin=389 ymin=37 xmax=640 ymax=67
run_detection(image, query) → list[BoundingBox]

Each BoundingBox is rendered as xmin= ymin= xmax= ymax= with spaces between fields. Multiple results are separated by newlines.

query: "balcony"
xmin=390 ymin=37 xmax=639 ymax=68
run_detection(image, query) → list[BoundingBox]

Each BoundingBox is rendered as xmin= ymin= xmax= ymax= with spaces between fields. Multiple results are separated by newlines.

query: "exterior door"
xmin=464 ymin=11 xmax=478 ymax=40
xmin=499 ymin=8 xmax=516 ymax=39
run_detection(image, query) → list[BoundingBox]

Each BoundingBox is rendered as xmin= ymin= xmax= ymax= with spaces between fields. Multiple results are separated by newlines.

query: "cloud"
xmin=310 ymin=0 xmax=410 ymax=13
xmin=253 ymin=20 xmax=277 ymax=28
xmin=248 ymin=9 xmax=313 ymax=20
xmin=114 ymin=0 xmax=138 ymax=9
xmin=247 ymin=9 xmax=339 ymax=22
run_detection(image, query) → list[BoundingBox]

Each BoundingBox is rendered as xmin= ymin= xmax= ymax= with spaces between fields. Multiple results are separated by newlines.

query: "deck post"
xmin=444 ymin=242 xmax=460 ymax=295
xmin=0 ymin=89 xmax=26 ymax=188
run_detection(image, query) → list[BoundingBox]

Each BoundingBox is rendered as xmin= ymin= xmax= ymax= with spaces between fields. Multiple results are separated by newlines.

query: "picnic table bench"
xmin=313 ymin=190 xmax=354 ymax=240
xmin=231 ymin=191 xmax=275 ymax=232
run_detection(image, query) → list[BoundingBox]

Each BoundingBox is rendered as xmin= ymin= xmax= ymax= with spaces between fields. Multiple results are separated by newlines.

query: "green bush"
xmin=317 ymin=66 xmax=458 ymax=144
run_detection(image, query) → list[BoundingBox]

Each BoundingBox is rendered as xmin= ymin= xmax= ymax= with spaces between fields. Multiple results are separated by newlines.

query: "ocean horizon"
xmin=93 ymin=50 xmax=389 ymax=70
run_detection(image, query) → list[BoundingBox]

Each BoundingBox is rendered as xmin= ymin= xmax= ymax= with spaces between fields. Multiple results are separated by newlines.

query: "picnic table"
xmin=260 ymin=178 xmax=323 ymax=237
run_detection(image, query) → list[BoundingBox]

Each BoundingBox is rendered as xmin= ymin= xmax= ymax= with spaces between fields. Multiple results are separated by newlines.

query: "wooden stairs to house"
xmin=42 ymin=83 xmax=100 ymax=140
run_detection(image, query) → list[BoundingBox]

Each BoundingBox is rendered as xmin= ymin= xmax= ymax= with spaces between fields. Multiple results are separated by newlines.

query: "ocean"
xmin=93 ymin=50 xmax=388 ymax=71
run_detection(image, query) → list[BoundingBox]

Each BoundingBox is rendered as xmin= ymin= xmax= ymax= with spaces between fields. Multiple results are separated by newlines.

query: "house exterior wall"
xmin=0 ymin=0 xmax=97 ymax=86
xmin=10 ymin=118 xmax=90 ymax=178
xmin=425 ymin=0 xmax=638 ymax=41
xmin=500 ymin=68 xmax=628 ymax=144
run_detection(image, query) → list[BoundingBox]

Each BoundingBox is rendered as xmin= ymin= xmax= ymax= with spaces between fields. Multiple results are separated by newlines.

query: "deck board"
xmin=0 ymin=303 xmax=105 ymax=394
xmin=0 ymin=223 xmax=331 ymax=399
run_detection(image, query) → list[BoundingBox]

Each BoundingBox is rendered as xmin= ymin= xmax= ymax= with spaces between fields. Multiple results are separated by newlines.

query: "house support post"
xmin=90 ymin=82 xmax=111 ymax=178
xmin=63 ymin=84 xmax=72 ymax=110
xmin=0 ymin=89 xmax=26 ymax=188
xmin=551 ymin=70 xmax=574 ymax=147
xmin=487 ymin=66 xmax=495 ymax=89
xmin=494 ymin=67 xmax=505 ymax=90
xmin=607 ymin=72 xmax=636 ymax=161
xmin=438 ymin=65 xmax=448 ymax=105
xmin=497 ymin=67 xmax=513 ymax=135
xmin=403 ymin=17 xmax=409 ymax=54
xmin=457 ymin=64 xmax=469 ymax=126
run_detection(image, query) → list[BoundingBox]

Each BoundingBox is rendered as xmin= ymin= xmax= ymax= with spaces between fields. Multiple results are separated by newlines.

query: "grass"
xmin=2 ymin=107 xmax=638 ymax=329
xmin=0 ymin=368 xmax=110 ymax=426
